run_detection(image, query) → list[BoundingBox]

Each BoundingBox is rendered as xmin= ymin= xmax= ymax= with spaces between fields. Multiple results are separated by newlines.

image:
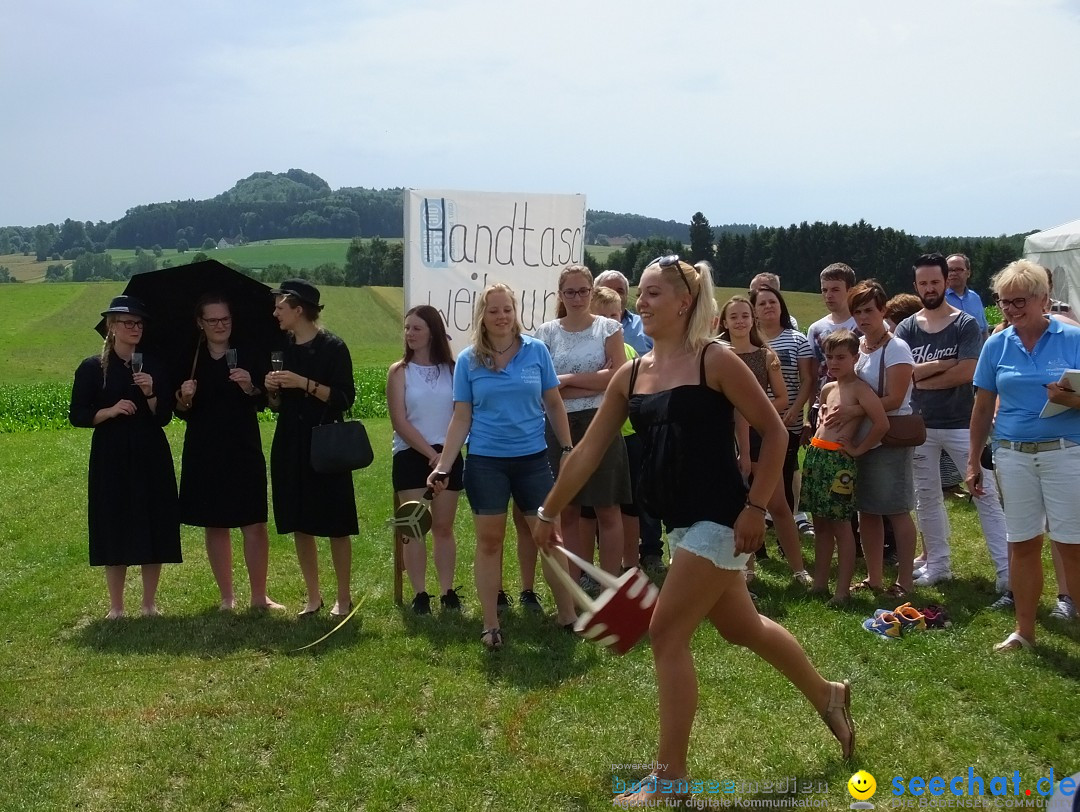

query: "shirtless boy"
xmin=802 ymin=329 xmax=890 ymax=602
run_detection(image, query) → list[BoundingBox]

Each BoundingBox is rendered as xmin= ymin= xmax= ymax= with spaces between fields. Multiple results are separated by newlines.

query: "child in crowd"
xmin=803 ymin=329 xmax=889 ymax=603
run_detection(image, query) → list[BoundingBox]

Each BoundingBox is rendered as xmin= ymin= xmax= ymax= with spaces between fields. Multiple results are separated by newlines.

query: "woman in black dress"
xmin=69 ymin=295 xmax=181 ymax=619
xmin=263 ymin=280 xmax=358 ymax=618
xmin=176 ymin=294 xmax=284 ymax=611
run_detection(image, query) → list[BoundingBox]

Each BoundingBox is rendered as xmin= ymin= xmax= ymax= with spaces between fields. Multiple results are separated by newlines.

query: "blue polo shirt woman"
xmin=428 ymin=283 xmax=578 ymax=650
xmin=968 ymin=260 xmax=1080 ymax=653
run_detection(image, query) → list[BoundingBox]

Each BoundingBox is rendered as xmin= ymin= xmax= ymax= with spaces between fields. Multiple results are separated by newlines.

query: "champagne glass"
xmin=226 ymin=349 xmax=238 ymax=370
xmin=270 ymin=351 xmax=284 ymax=372
xmin=131 ymin=353 xmax=144 ymax=374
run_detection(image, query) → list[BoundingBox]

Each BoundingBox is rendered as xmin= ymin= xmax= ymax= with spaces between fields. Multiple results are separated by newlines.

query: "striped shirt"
xmin=764 ymin=328 xmax=812 ymax=431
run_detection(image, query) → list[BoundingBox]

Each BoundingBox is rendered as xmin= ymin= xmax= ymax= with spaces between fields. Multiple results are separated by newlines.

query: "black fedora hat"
xmin=101 ymin=295 xmax=151 ymax=319
xmin=271 ymin=279 xmax=323 ymax=310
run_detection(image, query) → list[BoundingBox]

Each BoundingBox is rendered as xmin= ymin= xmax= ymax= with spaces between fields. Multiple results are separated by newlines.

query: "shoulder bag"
xmin=876 ymin=337 xmax=925 ymax=447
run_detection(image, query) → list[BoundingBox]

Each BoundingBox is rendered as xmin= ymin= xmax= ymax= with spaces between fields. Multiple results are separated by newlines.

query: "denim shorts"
xmin=463 ymin=450 xmax=554 ymax=516
xmin=667 ymin=521 xmax=750 ymax=571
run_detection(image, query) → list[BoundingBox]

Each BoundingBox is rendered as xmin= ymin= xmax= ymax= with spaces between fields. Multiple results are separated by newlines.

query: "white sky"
xmin=2 ymin=0 xmax=1079 ymax=236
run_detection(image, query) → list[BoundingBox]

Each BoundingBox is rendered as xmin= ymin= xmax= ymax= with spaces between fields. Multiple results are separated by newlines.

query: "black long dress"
xmin=270 ymin=330 xmax=359 ymax=537
xmin=176 ymin=344 xmax=268 ymax=528
xmin=69 ymin=351 xmax=182 ymax=566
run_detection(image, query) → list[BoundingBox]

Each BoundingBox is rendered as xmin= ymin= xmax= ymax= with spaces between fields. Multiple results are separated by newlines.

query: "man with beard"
xmin=896 ymin=254 xmax=1008 ymax=594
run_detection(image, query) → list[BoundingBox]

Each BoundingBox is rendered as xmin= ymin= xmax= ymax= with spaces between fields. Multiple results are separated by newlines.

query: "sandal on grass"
xmin=850 ymin=579 xmax=880 ymax=594
xmin=993 ymin=631 xmax=1032 ymax=653
xmin=820 ymin=679 xmax=855 ymax=760
xmin=884 ymin=583 xmax=908 ymax=599
xmin=480 ymin=628 xmax=503 ymax=650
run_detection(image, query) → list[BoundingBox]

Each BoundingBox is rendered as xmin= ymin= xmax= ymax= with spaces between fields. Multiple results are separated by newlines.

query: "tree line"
xmin=598 ymin=213 xmax=1029 ymax=300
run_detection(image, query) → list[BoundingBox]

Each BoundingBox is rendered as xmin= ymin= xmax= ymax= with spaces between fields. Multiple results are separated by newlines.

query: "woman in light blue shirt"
xmin=429 ymin=283 xmax=578 ymax=650
xmin=969 ymin=260 xmax=1080 ymax=653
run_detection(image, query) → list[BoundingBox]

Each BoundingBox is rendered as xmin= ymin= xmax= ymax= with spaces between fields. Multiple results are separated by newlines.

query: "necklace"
xmin=493 ymin=339 xmax=517 ymax=354
xmin=863 ymin=330 xmax=890 ymax=353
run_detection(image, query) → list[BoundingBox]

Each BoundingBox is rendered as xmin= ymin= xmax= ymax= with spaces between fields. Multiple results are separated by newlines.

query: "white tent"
xmin=1023 ymin=219 xmax=1080 ymax=311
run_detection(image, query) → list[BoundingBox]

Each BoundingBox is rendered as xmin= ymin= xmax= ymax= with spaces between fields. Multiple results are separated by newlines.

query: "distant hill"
xmin=0 ymin=170 xmax=740 ymax=255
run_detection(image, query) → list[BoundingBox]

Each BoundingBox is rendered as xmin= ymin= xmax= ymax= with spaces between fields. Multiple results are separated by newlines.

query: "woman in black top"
xmin=533 ymin=257 xmax=854 ymax=804
xmin=264 ymin=280 xmax=358 ymax=618
xmin=68 ymin=295 xmax=181 ymax=619
xmin=176 ymin=294 xmax=283 ymax=611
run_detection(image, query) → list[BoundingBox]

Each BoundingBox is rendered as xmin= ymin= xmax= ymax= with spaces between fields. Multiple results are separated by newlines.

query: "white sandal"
xmin=993 ymin=631 xmax=1033 ymax=653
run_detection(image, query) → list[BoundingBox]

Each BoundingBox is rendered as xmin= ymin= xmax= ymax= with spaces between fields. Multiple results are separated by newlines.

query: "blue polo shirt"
xmin=945 ymin=287 xmax=989 ymax=334
xmin=453 ymin=334 xmax=559 ymax=457
xmin=973 ymin=318 xmax=1080 ymax=443
xmin=622 ymin=310 xmax=653 ymax=355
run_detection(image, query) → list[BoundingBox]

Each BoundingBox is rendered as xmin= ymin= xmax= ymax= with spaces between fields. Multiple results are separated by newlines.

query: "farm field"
xmin=1 ymin=420 xmax=1078 ymax=810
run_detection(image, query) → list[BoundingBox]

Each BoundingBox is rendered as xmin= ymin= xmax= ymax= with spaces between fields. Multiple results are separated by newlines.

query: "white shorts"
xmin=993 ymin=444 xmax=1080 ymax=543
xmin=668 ymin=521 xmax=751 ymax=571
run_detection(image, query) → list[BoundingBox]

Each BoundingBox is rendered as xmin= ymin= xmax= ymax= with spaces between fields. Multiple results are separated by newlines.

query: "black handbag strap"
xmin=875 ymin=335 xmax=893 ymax=398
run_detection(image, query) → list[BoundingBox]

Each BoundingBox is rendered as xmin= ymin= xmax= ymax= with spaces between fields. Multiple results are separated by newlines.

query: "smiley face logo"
xmin=847 ymin=770 xmax=876 ymax=800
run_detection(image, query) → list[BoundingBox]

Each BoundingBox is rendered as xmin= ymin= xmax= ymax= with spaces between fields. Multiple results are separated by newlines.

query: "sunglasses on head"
xmin=649 ymin=255 xmax=694 ymax=296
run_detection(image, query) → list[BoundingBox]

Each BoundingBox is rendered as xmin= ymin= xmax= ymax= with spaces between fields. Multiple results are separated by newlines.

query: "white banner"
xmin=403 ymin=189 xmax=587 ymax=352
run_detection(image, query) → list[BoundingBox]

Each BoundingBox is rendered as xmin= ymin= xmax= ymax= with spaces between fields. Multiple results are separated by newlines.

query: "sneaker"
xmin=922 ymin=604 xmax=952 ymax=629
xmin=913 ymin=569 xmax=952 ymax=587
xmin=411 ymin=591 xmax=431 ymax=615
xmin=989 ymin=591 xmax=1014 ymax=611
xmin=1049 ymin=595 xmax=1078 ymax=620
xmin=496 ymin=590 xmax=513 ymax=614
xmin=874 ymin=602 xmax=925 ymax=633
xmin=439 ymin=588 xmax=462 ymax=612
xmin=912 ymin=565 xmax=928 ymax=580
xmin=577 ymin=573 xmax=602 ymax=598
xmin=863 ymin=612 xmax=902 ymax=640
xmin=793 ymin=570 xmax=814 ymax=588
xmin=640 ymin=554 xmax=667 ymax=576
xmin=796 ymin=517 xmax=815 ymax=537
xmin=519 ymin=589 xmax=543 ymax=613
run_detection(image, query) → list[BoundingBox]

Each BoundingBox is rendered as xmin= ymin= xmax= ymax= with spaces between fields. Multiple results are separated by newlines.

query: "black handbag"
xmin=310 ymin=410 xmax=374 ymax=473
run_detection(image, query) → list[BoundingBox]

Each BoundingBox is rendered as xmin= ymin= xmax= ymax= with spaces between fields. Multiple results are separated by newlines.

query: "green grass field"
xmin=1 ymin=422 xmax=1077 ymax=810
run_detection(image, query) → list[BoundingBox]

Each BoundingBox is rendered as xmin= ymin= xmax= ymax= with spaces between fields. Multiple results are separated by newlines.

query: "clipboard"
xmin=1039 ymin=370 xmax=1080 ymax=418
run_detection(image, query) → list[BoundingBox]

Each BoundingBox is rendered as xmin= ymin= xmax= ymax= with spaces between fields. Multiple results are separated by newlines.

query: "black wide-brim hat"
xmin=101 ymin=295 xmax=151 ymax=319
xmin=271 ymin=278 xmax=323 ymax=310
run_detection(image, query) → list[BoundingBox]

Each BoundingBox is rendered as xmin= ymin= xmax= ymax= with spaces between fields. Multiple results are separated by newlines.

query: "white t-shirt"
xmin=855 ymin=336 xmax=915 ymax=416
xmin=534 ymin=316 xmax=621 ymax=412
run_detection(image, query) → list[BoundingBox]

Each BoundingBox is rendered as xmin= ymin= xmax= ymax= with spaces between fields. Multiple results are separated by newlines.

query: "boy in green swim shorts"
xmin=803 ymin=329 xmax=890 ymax=603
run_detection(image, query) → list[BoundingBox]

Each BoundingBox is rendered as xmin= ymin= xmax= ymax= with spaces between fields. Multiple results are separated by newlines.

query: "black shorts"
xmin=392 ymin=445 xmax=464 ymax=493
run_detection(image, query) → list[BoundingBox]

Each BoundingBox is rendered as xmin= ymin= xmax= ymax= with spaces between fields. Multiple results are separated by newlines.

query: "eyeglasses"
xmin=560 ymin=288 xmax=593 ymax=299
xmin=201 ymin=317 xmax=232 ymax=327
xmin=116 ymin=320 xmax=144 ymax=330
xmin=650 ymin=255 xmax=694 ymax=297
xmin=994 ymin=295 xmax=1028 ymax=310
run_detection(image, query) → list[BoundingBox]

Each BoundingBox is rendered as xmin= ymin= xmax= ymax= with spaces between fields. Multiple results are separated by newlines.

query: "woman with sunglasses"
xmin=969 ymin=261 xmax=1080 ymax=652
xmin=69 ymin=296 xmax=181 ymax=619
xmin=175 ymin=294 xmax=283 ymax=612
xmin=534 ymin=264 xmax=630 ymax=582
xmin=532 ymin=257 xmax=854 ymax=803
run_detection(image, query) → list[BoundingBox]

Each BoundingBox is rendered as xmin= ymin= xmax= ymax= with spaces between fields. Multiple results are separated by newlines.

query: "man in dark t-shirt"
xmin=895 ymin=254 xmax=1008 ymax=594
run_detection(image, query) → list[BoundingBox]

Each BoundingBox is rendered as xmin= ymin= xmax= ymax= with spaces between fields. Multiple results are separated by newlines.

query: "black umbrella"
xmin=94 ymin=259 xmax=285 ymax=377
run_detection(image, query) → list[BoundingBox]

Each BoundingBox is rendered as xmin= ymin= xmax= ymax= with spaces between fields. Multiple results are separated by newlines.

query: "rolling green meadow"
xmin=0 ymin=270 xmax=1078 ymax=810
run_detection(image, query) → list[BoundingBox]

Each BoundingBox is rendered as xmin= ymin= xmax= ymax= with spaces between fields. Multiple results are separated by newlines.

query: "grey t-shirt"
xmin=895 ymin=311 xmax=981 ymax=429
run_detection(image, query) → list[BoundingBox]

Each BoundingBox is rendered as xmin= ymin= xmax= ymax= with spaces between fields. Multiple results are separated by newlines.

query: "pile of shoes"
xmin=862 ymin=602 xmax=950 ymax=640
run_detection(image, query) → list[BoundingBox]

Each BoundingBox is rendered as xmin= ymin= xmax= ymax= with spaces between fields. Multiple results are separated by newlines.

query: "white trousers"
xmin=911 ymin=427 xmax=1009 ymax=584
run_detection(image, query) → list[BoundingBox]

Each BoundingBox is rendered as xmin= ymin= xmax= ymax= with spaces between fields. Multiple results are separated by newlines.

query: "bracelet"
xmin=744 ymin=501 xmax=767 ymax=515
xmin=560 ymin=445 xmax=573 ymax=455
xmin=535 ymin=506 xmax=555 ymax=524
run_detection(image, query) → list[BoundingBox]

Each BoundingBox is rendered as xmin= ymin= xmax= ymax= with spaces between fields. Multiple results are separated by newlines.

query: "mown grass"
xmin=0 ymin=422 xmax=1078 ymax=811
